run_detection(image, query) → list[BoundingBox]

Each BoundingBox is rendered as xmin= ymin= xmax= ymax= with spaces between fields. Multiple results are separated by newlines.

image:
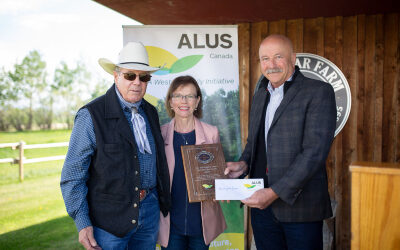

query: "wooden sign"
xmin=181 ymin=143 xmax=227 ymax=202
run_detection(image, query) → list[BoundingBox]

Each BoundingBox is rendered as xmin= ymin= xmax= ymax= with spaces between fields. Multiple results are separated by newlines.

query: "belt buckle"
xmin=139 ymin=189 xmax=147 ymax=201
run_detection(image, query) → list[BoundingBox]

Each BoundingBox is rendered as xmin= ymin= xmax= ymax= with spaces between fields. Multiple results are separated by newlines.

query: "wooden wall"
xmin=237 ymin=13 xmax=400 ymax=249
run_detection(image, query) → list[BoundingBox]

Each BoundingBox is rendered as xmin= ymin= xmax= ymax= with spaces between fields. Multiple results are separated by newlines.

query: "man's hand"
xmin=241 ymin=188 xmax=278 ymax=210
xmin=224 ymin=161 xmax=248 ymax=178
xmin=79 ymin=226 xmax=102 ymax=250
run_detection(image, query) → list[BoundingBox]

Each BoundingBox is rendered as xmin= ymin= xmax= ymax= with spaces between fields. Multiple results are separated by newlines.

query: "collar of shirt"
xmin=114 ymin=84 xmax=142 ymax=111
xmin=267 ymin=81 xmax=285 ymax=95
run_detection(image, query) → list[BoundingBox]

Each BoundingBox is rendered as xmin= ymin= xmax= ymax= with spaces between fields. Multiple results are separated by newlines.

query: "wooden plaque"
xmin=181 ymin=143 xmax=227 ymax=202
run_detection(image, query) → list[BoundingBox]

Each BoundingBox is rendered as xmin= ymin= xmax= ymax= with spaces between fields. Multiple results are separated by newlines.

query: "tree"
xmin=0 ymin=67 xmax=18 ymax=131
xmin=202 ymin=89 xmax=241 ymax=161
xmin=90 ymin=78 xmax=109 ymax=100
xmin=52 ymin=61 xmax=90 ymax=129
xmin=156 ymin=98 xmax=170 ymax=125
xmin=1 ymin=51 xmax=107 ymax=131
xmin=7 ymin=107 xmax=29 ymax=131
xmin=0 ymin=67 xmax=16 ymax=105
xmin=8 ymin=50 xmax=47 ymax=130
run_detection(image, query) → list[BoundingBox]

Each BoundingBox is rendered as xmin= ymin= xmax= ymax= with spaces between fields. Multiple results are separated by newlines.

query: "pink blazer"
xmin=157 ymin=117 xmax=227 ymax=247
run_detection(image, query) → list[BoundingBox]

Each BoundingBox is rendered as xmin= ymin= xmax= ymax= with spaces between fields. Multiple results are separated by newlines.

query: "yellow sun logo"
xmin=244 ymin=184 xmax=256 ymax=189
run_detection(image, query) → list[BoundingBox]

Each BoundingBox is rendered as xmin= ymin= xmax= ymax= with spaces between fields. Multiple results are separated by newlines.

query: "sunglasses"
xmin=120 ymin=72 xmax=152 ymax=82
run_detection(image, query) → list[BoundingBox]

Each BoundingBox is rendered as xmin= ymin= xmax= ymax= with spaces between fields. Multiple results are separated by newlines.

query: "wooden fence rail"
xmin=0 ymin=141 xmax=69 ymax=182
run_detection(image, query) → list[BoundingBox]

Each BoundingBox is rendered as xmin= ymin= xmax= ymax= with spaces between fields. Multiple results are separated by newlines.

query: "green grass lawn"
xmin=0 ymin=129 xmax=83 ymax=250
xmin=0 ymin=129 xmax=71 ymax=144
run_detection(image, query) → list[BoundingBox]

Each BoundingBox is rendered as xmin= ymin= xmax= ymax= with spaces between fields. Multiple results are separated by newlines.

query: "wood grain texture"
xmin=339 ymin=15 xmax=358 ymax=250
xmin=357 ymin=15 xmax=366 ymax=162
xmin=324 ymin=16 xmax=336 ymax=200
xmin=249 ymin=21 xmax=268 ymax=97
xmin=268 ymin=19 xmax=286 ymax=35
xmin=238 ymin=23 xmax=250 ymax=149
xmin=350 ymin=162 xmax=400 ymax=250
xmin=238 ymin=22 xmax=251 ymax=250
xmin=333 ymin=17 xmax=344 ymax=249
xmin=364 ymin=15 xmax=376 ymax=162
xmin=287 ymin=18 xmax=303 ymax=53
xmin=383 ymin=14 xmax=400 ymax=163
xmin=375 ymin=14 xmax=384 ymax=161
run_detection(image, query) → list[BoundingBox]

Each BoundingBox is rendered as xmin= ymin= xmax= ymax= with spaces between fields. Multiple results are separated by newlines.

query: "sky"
xmin=0 ymin=0 xmax=142 ymax=81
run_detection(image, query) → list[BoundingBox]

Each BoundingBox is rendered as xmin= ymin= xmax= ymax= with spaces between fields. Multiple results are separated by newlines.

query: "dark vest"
xmin=84 ymin=84 xmax=170 ymax=237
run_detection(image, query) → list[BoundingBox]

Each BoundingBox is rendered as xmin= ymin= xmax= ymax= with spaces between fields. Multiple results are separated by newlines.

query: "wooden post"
xmin=19 ymin=140 xmax=25 ymax=182
xmin=350 ymin=161 xmax=400 ymax=249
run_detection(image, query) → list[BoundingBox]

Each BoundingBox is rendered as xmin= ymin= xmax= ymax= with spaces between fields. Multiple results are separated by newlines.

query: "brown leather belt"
xmin=139 ymin=188 xmax=154 ymax=201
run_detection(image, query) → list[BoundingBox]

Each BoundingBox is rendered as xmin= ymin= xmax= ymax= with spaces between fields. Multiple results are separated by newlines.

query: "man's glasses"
xmin=120 ymin=72 xmax=152 ymax=82
xmin=171 ymin=94 xmax=197 ymax=101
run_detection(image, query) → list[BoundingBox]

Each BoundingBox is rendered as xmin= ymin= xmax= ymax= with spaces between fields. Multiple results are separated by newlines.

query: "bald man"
xmin=225 ymin=34 xmax=336 ymax=249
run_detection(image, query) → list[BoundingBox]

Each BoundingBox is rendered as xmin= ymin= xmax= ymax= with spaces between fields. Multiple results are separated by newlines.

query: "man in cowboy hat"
xmin=61 ymin=42 xmax=171 ymax=250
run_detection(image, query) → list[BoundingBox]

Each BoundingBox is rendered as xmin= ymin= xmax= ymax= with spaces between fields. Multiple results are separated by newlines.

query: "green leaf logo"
xmin=146 ymin=46 xmax=204 ymax=75
xmin=202 ymin=184 xmax=213 ymax=189
xmin=169 ymin=55 xmax=203 ymax=74
xmin=244 ymin=184 xmax=256 ymax=189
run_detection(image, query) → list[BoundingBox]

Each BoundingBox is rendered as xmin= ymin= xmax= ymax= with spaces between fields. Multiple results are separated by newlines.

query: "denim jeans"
xmin=251 ymin=207 xmax=323 ymax=250
xmin=161 ymin=231 xmax=209 ymax=250
xmin=93 ymin=189 xmax=160 ymax=250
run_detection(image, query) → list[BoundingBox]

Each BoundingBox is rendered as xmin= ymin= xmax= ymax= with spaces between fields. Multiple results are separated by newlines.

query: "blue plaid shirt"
xmin=60 ymin=86 xmax=157 ymax=232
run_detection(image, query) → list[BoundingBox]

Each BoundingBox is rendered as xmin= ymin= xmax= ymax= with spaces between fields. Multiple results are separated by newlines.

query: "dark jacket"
xmin=240 ymin=67 xmax=336 ymax=222
xmin=84 ymin=84 xmax=171 ymax=237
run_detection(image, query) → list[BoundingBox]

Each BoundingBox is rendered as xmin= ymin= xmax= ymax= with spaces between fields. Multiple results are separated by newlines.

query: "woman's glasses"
xmin=120 ymin=72 xmax=152 ymax=82
xmin=171 ymin=94 xmax=197 ymax=101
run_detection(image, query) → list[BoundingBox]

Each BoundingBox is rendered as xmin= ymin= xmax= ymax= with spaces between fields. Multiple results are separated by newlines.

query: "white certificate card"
xmin=215 ymin=178 xmax=264 ymax=200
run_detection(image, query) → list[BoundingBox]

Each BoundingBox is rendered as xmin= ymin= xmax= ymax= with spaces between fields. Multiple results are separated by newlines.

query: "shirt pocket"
xmin=97 ymin=143 xmax=126 ymax=178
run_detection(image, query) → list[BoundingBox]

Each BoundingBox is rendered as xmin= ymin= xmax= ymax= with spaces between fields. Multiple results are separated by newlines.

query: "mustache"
xmin=266 ymin=68 xmax=283 ymax=74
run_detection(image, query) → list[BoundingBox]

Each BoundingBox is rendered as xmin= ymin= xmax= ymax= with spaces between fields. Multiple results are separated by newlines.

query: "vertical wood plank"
xmin=350 ymin=163 xmax=400 ymax=250
xmin=382 ymin=13 xmax=400 ymax=162
xmin=324 ymin=16 xmax=337 ymax=200
xmin=323 ymin=17 xmax=337 ymax=248
xmin=249 ymin=21 xmax=268 ymax=96
xmin=316 ymin=17 xmax=325 ymax=55
xmin=334 ymin=15 xmax=344 ymax=249
xmin=339 ymin=15 xmax=358 ymax=250
xmin=375 ymin=14 xmax=384 ymax=161
xmin=304 ymin=18 xmax=317 ymax=54
xmin=268 ymin=19 xmax=286 ymax=35
xmin=357 ymin=15 xmax=366 ymax=162
xmin=286 ymin=18 xmax=304 ymax=53
xmin=238 ymin=22 xmax=250 ymax=250
xmin=324 ymin=17 xmax=336 ymax=61
xmin=303 ymin=17 xmax=324 ymax=55
xmin=396 ymin=16 xmax=400 ymax=163
xmin=350 ymin=172 xmax=361 ymax=249
xmin=238 ymin=23 xmax=250 ymax=150
xmin=364 ymin=15 xmax=377 ymax=162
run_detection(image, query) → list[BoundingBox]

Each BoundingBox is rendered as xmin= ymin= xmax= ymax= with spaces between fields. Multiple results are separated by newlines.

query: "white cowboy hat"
xmin=98 ymin=41 xmax=161 ymax=75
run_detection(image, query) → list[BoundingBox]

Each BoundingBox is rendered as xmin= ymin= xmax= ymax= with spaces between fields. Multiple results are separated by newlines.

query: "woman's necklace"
xmin=175 ymin=120 xmax=194 ymax=145
xmin=181 ymin=133 xmax=189 ymax=145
